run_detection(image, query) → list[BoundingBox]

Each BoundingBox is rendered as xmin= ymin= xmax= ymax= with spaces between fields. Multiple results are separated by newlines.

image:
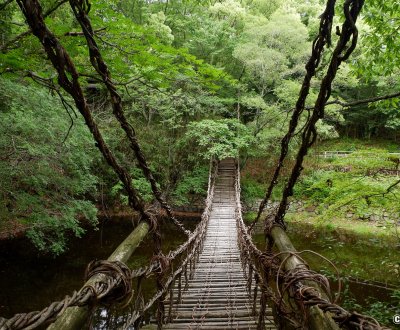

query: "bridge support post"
xmin=270 ymin=226 xmax=340 ymax=330
xmin=47 ymin=221 xmax=150 ymax=330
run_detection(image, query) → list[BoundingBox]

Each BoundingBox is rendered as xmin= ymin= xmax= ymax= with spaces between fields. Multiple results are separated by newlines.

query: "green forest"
xmin=0 ymin=0 xmax=400 ymax=328
xmin=1 ymin=0 xmax=398 ymax=252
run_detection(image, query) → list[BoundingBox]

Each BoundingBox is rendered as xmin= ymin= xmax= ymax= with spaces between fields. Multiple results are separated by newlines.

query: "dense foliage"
xmin=0 ymin=78 xmax=98 ymax=254
xmin=0 ymin=0 xmax=399 ymax=253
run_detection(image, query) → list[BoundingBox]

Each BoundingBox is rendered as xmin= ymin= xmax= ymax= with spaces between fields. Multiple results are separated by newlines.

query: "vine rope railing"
xmin=0 ymin=160 xmax=218 ymax=330
xmin=234 ymin=160 xmax=389 ymax=330
xmin=249 ymin=0 xmax=366 ymax=231
xmin=274 ymin=0 xmax=365 ymax=226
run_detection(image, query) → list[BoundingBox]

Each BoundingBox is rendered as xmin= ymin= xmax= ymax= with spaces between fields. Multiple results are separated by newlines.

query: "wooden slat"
xmin=162 ymin=159 xmax=276 ymax=330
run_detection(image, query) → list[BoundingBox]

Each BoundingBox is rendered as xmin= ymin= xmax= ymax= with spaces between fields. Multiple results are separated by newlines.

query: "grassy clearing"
xmin=242 ymin=138 xmax=400 ymax=235
xmin=242 ymin=137 xmax=400 ymax=285
xmin=245 ymin=210 xmax=398 ymax=239
xmin=312 ymin=137 xmax=400 ymax=152
xmin=286 ymin=212 xmax=399 ymax=240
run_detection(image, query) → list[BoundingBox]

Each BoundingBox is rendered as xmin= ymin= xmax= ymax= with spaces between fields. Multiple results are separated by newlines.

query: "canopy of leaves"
xmin=0 ymin=0 xmax=399 ymax=253
xmin=184 ymin=119 xmax=253 ymax=160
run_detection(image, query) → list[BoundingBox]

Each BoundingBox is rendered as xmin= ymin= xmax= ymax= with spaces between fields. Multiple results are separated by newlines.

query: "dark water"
xmin=0 ymin=216 xmax=198 ymax=319
xmin=253 ymin=221 xmax=400 ymax=308
xmin=0 ymin=219 xmax=130 ymax=318
xmin=0 ymin=215 xmax=398 ymax=326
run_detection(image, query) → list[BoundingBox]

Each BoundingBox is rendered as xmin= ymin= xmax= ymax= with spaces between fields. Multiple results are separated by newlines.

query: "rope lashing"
xmin=84 ymin=260 xmax=134 ymax=307
xmin=0 ymin=159 xmax=219 ymax=330
xmin=234 ymin=159 xmax=389 ymax=330
xmin=0 ymin=260 xmax=133 ymax=330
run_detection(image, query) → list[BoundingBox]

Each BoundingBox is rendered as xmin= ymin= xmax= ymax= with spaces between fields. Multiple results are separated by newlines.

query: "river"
xmin=0 ymin=215 xmax=398 ymax=327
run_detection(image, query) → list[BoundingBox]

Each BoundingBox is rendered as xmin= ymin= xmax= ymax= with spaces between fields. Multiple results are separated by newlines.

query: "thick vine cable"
xmin=249 ymin=0 xmax=336 ymax=231
xmin=274 ymin=0 xmax=365 ymax=226
xmin=69 ymin=0 xmax=189 ymax=236
xmin=14 ymin=0 xmax=155 ymax=227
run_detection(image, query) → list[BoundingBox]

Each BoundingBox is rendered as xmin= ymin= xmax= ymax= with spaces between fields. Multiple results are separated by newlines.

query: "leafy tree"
xmin=233 ymin=6 xmax=310 ymax=95
xmin=0 ymin=78 xmax=98 ymax=254
xmin=172 ymin=166 xmax=209 ymax=206
xmin=183 ymin=119 xmax=253 ymax=160
xmin=359 ymin=0 xmax=400 ymax=78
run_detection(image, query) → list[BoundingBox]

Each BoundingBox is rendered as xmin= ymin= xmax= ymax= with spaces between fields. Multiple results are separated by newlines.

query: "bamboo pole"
xmin=270 ymin=226 xmax=339 ymax=330
xmin=47 ymin=221 xmax=150 ymax=330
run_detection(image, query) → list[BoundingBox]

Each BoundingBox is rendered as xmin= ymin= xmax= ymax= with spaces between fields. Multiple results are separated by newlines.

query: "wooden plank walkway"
xmin=163 ymin=159 xmax=276 ymax=329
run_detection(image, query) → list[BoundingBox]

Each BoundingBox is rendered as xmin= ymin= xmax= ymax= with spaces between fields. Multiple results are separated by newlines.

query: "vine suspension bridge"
xmin=0 ymin=159 xmax=385 ymax=330
xmin=162 ymin=159 xmax=275 ymax=330
xmin=0 ymin=0 xmax=389 ymax=328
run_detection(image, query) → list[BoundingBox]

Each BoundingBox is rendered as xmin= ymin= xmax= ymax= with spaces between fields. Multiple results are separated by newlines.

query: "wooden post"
xmin=270 ymin=226 xmax=339 ymax=330
xmin=47 ymin=221 xmax=150 ymax=330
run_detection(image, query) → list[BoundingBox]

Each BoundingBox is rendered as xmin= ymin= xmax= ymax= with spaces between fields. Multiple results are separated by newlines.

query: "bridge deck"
xmin=163 ymin=159 xmax=276 ymax=329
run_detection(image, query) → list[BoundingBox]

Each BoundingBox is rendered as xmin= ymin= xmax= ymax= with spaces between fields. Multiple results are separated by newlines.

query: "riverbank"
xmin=1 ymin=212 xmax=398 ymax=327
xmin=246 ymin=211 xmax=400 ymax=284
xmin=0 ymin=206 xmax=202 ymax=241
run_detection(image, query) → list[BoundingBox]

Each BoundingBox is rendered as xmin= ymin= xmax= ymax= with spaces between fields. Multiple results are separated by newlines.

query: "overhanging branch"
xmin=1 ymin=0 xmax=68 ymax=53
xmin=326 ymin=91 xmax=400 ymax=107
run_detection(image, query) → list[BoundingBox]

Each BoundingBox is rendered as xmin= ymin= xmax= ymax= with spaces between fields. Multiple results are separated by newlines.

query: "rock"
xmin=305 ymin=205 xmax=316 ymax=212
xmin=370 ymin=215 xmax=379 ymax=222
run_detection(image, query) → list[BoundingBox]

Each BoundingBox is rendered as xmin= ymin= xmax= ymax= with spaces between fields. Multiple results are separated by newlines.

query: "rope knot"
xmin=148 ymin=253 xmax=171 ymax=275
xmin=142 ymin=212 xmax=158 ymax=233
xmin=84 ymin=260 xmax=133 ymax=307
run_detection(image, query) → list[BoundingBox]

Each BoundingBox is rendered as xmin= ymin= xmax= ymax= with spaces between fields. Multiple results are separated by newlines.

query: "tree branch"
xmin=333 ymin=177 xmax=400 ymax=212
xmin=64 ymin=27 xmax=106 ymax=36
xmin=327 ymin=91 xmax=400 ymax=107
xmin=1 ymin=0 xmax=68 ymax=53
xmin=305 ymin=91 xmax=400 ymax=110
xmin=25 ymin=71 xmax=77 ymax=143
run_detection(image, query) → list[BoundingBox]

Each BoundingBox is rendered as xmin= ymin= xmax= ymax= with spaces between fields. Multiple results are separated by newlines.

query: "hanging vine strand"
xmin=69 ymin=0 xmax=190 ymax=236
xmin=249 ymin=0 xmax=336 ymax=231
xmin=14 ymin=0 xmax=154 ymax=227
xmin=274 ymin=0 xmax=365 ymax=226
